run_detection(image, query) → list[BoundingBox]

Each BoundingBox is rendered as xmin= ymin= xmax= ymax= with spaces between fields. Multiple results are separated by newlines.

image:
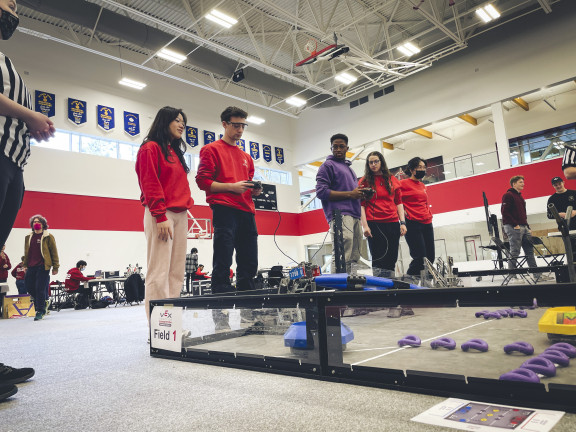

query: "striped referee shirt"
xmin=0 ymin=52 xmax=32 ymax=170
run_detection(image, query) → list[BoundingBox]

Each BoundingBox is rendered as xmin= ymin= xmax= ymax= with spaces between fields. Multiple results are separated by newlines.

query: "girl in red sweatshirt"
xmin=135 ymin=107 xmax=193 ymax=323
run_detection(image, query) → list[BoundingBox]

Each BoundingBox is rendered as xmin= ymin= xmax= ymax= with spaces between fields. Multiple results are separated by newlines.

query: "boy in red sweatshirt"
xmin=196 ymin=107 xmax=261 ymax=294
xmin=65 ymin=260 xmax=99 ymax=308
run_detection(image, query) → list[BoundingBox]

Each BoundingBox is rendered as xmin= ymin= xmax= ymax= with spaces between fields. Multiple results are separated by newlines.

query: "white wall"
xmin=292 ymin=5 xmax=576 ymax=165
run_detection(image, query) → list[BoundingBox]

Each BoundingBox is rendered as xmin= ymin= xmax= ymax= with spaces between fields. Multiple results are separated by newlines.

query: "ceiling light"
xmin=476 ymin=4 xmax=500 ymax=23
xmin=475 ymin=162 xmax=485 ymax=166
xmin=156 ymin=48 xmax=187 ymax=64
xmin=397 ymin=42 xmax=421 ymax=57
xmin=335 ymin=72 xmax=357 ymax=85
xmin=286 ymin=96 xmax=306 ymax=107
xmin=119 ymin=77 xmax=147 ymax=90
xmin=247 ymin=116 xmax=265 ymax=125
xmin=206 ymin=9 xmax=237 ymax=28
xmin=442 ymin=171 xmax=451 ymax=174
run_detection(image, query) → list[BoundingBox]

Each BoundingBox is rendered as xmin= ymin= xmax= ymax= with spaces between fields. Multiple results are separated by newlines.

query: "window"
xmin=254 ymin=166 xmax=292 ymax=185
xmin=509 ymin=122 xmax=576 ymax=166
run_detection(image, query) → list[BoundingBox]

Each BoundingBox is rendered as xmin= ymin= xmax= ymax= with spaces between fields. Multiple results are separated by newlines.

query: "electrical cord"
xmin=273 ymin=208 xmax=299 ymax=265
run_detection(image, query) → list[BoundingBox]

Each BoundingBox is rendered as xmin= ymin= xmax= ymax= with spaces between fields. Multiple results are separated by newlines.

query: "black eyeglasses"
xmin=368 ymin=160 xmax=381 ymax=165
xmin=226 ymin=122 xmax=248 ymax=129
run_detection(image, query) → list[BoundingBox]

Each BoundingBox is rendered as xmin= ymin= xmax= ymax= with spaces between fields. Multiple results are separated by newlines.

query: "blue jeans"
xmin=503 ymin=224 xmax=537 ymax=269
xmin=25 ymin=266 xmax=50 ymax=314
xmin=211 ymin=205 xmax=258 ymax=293
xmin=16 ymin=279 xmax=26 ymax=294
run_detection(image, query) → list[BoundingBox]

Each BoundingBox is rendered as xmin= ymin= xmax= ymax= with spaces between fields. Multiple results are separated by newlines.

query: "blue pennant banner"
xmin=249 ymin=141 xmax=259 ymax=160
xmin=204 ymin=130 xmax=215 ymax=145
xmin=219 ymin=134 xmax=223 ymax=140
xmin=237 ymin=139 xmax=245 ymax=152
xmin=186 ymin=126 xmax=198 ymax=147
xmin=97 ymin=105 xmax=115 ymax=132
xmin=124 ymin=111 xmax=140 ymax=137
xmin=275 ymin=147 xmax=285 ymax=165
xmin=68 ymin=98 xmax=86 ymax=126
xmin=35 ymin=90 xmax=55 ymax=117
xmin=262 ymin=144 xmax=272 ymax=163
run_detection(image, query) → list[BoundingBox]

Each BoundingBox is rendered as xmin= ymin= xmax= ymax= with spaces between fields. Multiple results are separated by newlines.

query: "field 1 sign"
xmin=150 ymin=305 xmax=183 ymax=352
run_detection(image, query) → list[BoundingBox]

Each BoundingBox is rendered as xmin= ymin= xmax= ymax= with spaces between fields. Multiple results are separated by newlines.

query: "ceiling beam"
xmin=536 ymin=0 xmax=553 ymax=14
xmin=413 ymin=128 xmax=432 ymax=138
xmin=458 ymin=114 xmax=478 ymax=126
xmin=403 ymin=0 xmax=463 ymax=45
xmin=512 ymin=97 xmax=529 ymax=111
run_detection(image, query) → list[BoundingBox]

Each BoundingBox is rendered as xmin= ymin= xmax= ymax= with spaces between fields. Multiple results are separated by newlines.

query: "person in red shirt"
xmin=64 ymin=260 xmax=99 ymax=308
xmin=399 ymin=157 xmax=434 ymax=280
xmin=196 ymin=106 xmax=261 ymax=294
xmin=194 ymin=264 xmax=211 ymax=280
xmin=0 ymin=244 xmax=10 ymax=283
xmin=359 ymin=152 xmax=406 ymax=278
xmin=10 ymin=256 xmax=26 ymax=294
xmin=135 ymin=107 xmax=193 ymax=322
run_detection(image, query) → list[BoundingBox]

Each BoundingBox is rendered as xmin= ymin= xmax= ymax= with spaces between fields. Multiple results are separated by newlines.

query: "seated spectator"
xmin=194 ymin=265 xmax=211 ymax=280
xmin=65 ymin=260 xmax=99 ymax=309
xmin=11 ymin=256 xmax=27 ymax=294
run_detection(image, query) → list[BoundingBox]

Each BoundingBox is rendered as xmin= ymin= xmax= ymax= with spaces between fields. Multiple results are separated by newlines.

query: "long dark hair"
xmin=363 ymin=151 xmax=393 ymax=195
xmin=142 ymin=106 xmax=190 ymax=173
xmin=403 ymin=156 xmax=426 ymax=177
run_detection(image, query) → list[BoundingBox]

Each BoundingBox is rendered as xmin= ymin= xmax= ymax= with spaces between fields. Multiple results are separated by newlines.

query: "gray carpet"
xmin=1 ymin=305 xmax=574 ymax=432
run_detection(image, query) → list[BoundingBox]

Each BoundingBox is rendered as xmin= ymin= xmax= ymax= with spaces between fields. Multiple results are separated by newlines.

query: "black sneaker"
xmin=34 ymin=311 xmax=44 ymax=321
xmin=0 ymin=384 xmax=18 ymax=402
xmin=0 ymin=364 xmax=35 ymax=385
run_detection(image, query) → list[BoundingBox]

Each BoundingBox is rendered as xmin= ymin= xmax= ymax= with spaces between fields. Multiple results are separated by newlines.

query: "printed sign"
xmin=237 ymin=139 xmax=245 ymax=151
xmin=275 ymin=147 xmax=285 ymax=165
xmin=124 ymin=111 xmax=140 ymax=137
xmin=97 ymin=105 xmax=115 ymax=132
xmin=204 ymin=130 xmax=215 ymax=145
xmin=150 ymin=305 xmax=183 ymax=352
xmin=249 ymin=141 xmax=259 ymax=160
xmin=68 ymin=98 xmax=87 ymax=125
xmin=262 ymin=144 xmax=272 ymax=163
xmin=186 ymin=126 xmax=198 ymax=147
xmin=35 ymin=90 xmax=55 ymax=117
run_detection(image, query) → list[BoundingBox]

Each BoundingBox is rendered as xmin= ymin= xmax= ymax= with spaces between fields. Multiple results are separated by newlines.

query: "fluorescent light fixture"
xmin=286 ymin=96 xmax=306 ymax=107
xmin=119 ymin=77 xmax=147 ymax=90
xmin=442 ymin=171 xmax=451 ymax=174
xmin=335 ymin=72 xmax=357 ymax=85
xmin=475 ymin=162 xmax=485 ymax=166
xmin=476 ymin=4 xmax=500 ymax=22
xmin=397 ymin=42 xmax=421 ymax=57
xmin=206 ymin=9 xmax=237 ymax=28
xmin=157 ymin=48 xmax=187 ymax=64
xmin=247 ymin=116 xmax=265 ymax=125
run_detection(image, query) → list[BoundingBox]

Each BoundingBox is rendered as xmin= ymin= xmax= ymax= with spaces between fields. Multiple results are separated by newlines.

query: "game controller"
xmin=360 ymin=188 xmax=375 ymax=200
xmin=246 ymin=180 xmax=262 ymax=189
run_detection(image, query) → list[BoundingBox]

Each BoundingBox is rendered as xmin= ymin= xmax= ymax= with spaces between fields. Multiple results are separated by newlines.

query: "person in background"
xmin=0 ymin=244 xmax=10 ymax=283
xmin=399 ymin=157 xmax=434 ymax=281
xmin=11 ymin=255 xmax=26 ymax=294
xmin=194 ymin=264 xmax=210 ymax=280
xmin=64 ymin=260 xmax=100 ymax=309
xmin=0 ymin=0 xmax=53 ymax=401
xmin=195 ymin=106 xmax=261 ymax=294
xmin=562 ymin=146 xmax=576 ymax=180
xmin=23 ymin=215 xmax=58 ymax=321
xmin=315 ymin=133 xmax=364 ymax=274
xmin=547 ymin=176 xmax=576 ymax=260
xmin=135 ymin=106 xmax=193 ymax=323
xmin=185 ymin=247 xmax=198 ymax=294
xmin=358 ymin=151 xmax=406 ymax=278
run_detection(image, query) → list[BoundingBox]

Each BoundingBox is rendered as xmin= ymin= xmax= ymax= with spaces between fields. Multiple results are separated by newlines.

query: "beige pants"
xmin=330 ymin=215 xmax=362 ymax=274
xmin=144 ymin=208 xmax=187 ymax=321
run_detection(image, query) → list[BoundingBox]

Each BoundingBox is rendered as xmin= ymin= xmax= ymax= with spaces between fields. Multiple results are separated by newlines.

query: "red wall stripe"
xmin=14 ymin=159 xmax=570 ymax=235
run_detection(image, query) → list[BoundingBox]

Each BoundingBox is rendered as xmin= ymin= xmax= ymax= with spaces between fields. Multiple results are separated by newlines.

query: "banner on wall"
xmin=35 ymin=90 xmax=55 ymax=117
xmin=204 ymin=130 xmax=215 ymax=145
xmin=124 ymin=111 xmax=140 ymax=137
xmin=68 ymin=98 xmax=86 ymax=126
xmin=249 ymin=141 xmax=259 ymax=160
xmin=262 ymin=144 xmax=272 ymax=163
xmin=275 ymin=147 xmax=285 ymax=165
xmin=219 ymin=134 xmax=223 ymax=140
xmin=186 ymin=126 xmax=198 ymax=147
xmin=237 ymin=139 xmax=245 ymax=152
xmin=97 ymin=105 xmax=115 ymax=132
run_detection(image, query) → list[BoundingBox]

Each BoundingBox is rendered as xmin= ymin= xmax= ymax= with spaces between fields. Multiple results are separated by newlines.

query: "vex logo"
xmin=159 ymin=310 xmax=172 ymax=319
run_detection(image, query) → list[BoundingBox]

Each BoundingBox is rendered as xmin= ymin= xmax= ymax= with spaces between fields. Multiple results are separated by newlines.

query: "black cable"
xmin=273 ymin=208 xmax=298 ymax=265
xmin=310 ymin=229 xmax=330 ymax=262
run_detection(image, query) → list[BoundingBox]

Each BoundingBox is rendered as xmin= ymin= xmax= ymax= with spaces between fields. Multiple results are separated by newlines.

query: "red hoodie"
xmin=11 ymin=262 xmax=26 ymax=280
xmin=0 ymin=253 xmax=11 ymax=281
xmin=196 ymin=139 xmax=256 ymax=214
xmin=135 ymin=141 xmax=194 ymax=223
xmin=65 ymin=268 xmax=95 ymax=292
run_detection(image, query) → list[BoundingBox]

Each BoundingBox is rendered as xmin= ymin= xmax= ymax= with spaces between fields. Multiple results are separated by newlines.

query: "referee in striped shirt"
xmin=0 ymin=0 xmax=55 ymax=247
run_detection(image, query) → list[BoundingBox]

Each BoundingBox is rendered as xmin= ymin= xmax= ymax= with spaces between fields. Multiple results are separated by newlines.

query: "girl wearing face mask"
xmin=358 ymin=151 xmax=406 ymax=278
xmin=0 ymin=1 xmax=55 ymax=248
xmin=23 ymin=214 xmax=59 ymax=320
xmin=399 ymin=157 xmax=434 ymax=280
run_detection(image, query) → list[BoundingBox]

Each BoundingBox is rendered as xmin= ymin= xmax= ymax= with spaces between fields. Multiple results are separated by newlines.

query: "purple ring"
xmin=503 ymin=341 xmax=534 ymax=355
xmin=475 ymin=310 xmax=490 ymax=318
xmin=539 ymin=350 xmax=570 ymax=367
xmin=546 ymin=343 xmax=576 ymax=358
xmin=430 ymin=337 xmax=456 ymax=350
xmin=398 ymin=335 xmax=421 ymax=347
xmin=521 ymin=357 xmax=556 ymax=377
xmin=484 ymin=311 xmax=502 ymax=320
xmin=461 ymin=339 xmax=489 ymax=352
xmin=496 ymin=309 xmax=510 ymax=317
xmin=500 ymin=368 xmax=540 ymax=383
xmin=512 ymin=310 xmax=528 ymax=318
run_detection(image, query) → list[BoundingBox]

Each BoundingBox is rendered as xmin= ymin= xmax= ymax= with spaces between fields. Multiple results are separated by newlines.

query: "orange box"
xmin=2 ymin=295 xmax=36 ymax=319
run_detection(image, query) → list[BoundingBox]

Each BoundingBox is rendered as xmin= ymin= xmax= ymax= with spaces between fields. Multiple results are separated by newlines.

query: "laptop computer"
xmin=94 ymin=270 xmax=102 ymax=278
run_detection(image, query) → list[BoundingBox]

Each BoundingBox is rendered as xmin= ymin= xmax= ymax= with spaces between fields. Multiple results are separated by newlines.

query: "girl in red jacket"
xmin=399 ymin=157 xmax=434 ymax=280
xmin=135 ymin=107 xmax=193 ymax=322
